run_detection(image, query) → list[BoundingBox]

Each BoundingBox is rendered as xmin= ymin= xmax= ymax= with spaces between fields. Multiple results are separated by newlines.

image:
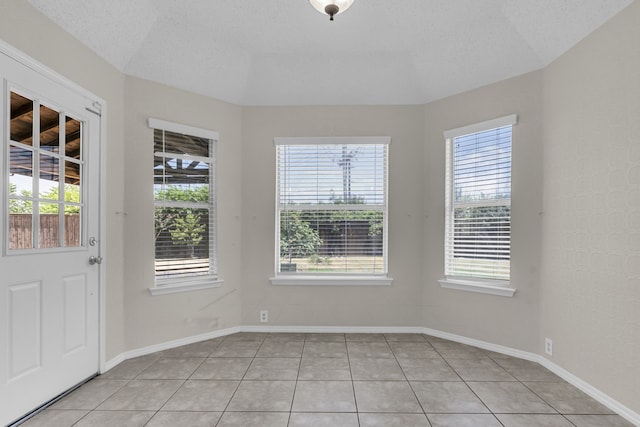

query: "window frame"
xmin=271 ymin=136 xmax=392 ymax=286
xmin=439 ymin=115 xmax=517 ymax=297
xmin=148 ymin=117 xmax=222 ymax=295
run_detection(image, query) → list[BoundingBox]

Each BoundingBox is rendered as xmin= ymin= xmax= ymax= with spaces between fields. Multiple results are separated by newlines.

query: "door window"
xmin=8 ymin=91 xmax=83 ymax=251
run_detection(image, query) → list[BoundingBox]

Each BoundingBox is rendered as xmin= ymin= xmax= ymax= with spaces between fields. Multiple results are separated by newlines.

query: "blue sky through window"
xmin=279 ymin=144 xmax=386 ymax=206
xmin=453 ymin=126 xmax=511 ymax=202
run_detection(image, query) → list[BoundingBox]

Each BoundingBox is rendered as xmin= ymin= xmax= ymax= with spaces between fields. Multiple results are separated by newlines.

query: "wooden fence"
xmin=9 ymin=214 xmax=80 ymax=249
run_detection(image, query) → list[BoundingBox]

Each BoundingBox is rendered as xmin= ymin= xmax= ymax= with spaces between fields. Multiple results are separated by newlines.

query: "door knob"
xmin=89 ymin=255 xmax=103 ymax=265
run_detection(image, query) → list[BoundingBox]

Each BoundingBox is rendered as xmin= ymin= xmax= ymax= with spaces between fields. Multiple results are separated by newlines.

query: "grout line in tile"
xmin=214 ymin=350 xmax=253 ymax=424
xmin=345 ymin=334 xmax=360 ymax=422
xmin=26 ymin=332 xmax=631 ymax=427
xmin=142 ymin=377 xmax=189 ymax=427
xmin=386 ymin=334 xmax=428 ymax=418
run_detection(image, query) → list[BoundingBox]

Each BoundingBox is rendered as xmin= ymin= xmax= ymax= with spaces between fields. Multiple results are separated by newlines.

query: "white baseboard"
xmin=103 ymin=353 xmax=125 ymax=373
xmin=417 ymin=327 xmax=639 ymax=426
xmin=104 ymin=324 xmax=640 ymax=426
xmin=241 ymin=325 xmax=425 ymax=334
xmin=103 ymin=325 xmax=242 ymax=371
xmin=537 ymin=357 xmax=640 ymax=426
xmin=420 ymin=326 xmax=541 ymax=362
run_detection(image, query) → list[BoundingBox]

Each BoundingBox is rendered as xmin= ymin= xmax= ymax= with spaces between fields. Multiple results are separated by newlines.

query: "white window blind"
xmin=151 ymin=119 xmax=217 ymax=283
xmin=275 ymin=137 xmax=389 ymax=276
xmin=444 ymin=116 xmax=515 ymax=282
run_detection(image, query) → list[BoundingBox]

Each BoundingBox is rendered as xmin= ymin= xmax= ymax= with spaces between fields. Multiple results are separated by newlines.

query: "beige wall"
xmin=0 ymin=1 xmax=246 ymax=356
xmin=240 ymin=86 xmax=544 ymax=350
xmin=423 ymin=72 xmax=544 ymax=352
xmin=1 ymin=0 xmax=638 ymax=415
xmin=241 ymin=106 xmax=425 ymax=327
xmin=0 ymin=0 xmax=127 ymax=360
xmin=541 ymin=1 xmax=640 ymax=413
xmin=122 ymin=77 xmax=243 ymax=349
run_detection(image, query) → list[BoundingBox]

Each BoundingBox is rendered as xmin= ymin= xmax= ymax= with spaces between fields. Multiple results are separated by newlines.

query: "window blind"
xmin=445 ymin=121 xmax=513 ymax=282
xmin=275 ymin=139 xmax=389 ymax=275
xmin=152 ymin=125 xmax=217 ymax=282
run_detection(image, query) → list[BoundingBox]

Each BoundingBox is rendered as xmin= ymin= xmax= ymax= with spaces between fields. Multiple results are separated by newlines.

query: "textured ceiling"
xmin=28 ymin=0 xmax=633 ymax=106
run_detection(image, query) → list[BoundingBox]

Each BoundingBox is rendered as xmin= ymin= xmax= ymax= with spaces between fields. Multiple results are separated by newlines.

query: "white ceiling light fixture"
xmin=309 ymin=0 xmax=355 ymax=21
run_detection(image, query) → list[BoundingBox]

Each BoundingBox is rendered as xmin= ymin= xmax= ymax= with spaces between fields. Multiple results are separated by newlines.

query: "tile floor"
xmin=20 ymin=333 xmax=634 ymax=427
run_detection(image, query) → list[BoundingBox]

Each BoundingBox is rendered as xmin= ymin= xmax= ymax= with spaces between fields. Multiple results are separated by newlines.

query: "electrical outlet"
xmin=260 ymin=310 xmax=268 ymax=323
xmin=545 ymin=338 xmax=553 ymax=356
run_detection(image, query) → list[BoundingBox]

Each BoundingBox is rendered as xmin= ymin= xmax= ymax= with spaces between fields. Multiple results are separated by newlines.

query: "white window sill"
xmin=438 ymin=278 xmax=516 ymax=297
xmin=149 ymin=277 xmax=223 ymax=296
xmin=270 ymin=275 xmax=393 ymax=286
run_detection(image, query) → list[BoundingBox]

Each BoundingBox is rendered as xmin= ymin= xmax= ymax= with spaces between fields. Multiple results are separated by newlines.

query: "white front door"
xmin=0 ymin=48 xmax=101 ymax=425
